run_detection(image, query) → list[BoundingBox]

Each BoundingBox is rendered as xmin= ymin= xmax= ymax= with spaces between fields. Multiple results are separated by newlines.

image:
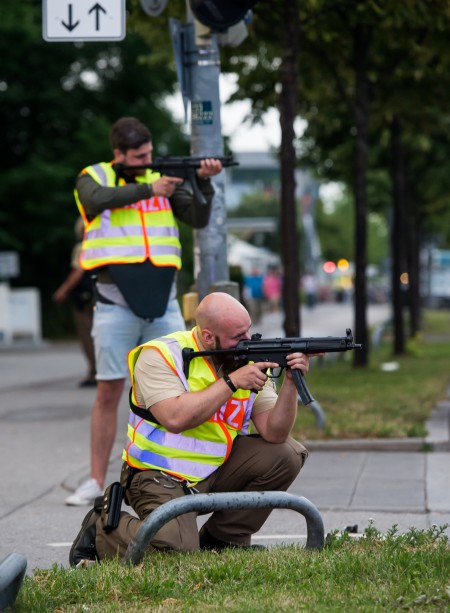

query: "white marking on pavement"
xmin=252 ymin=533 xmax=363 ymax=540
xmin=252 ymin=534 xmax=306 ymax=540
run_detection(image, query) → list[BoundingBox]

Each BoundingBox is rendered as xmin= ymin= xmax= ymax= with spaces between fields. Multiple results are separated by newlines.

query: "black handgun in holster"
xmin=120 ymin=462 xmax=140 ymax=506
xmin=100 ymin=482 xmax=124 ymax=533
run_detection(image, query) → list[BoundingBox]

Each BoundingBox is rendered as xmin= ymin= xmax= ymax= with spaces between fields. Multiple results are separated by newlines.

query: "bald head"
xmin=195 ymin=292 xmax=251 ymax=349
xmin=196 ymin=292 xmax=248 ymax=330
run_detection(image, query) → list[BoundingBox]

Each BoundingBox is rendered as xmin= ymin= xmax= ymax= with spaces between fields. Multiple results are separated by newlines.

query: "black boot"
xmin=69 ymin=497 xmax=103 ymax=566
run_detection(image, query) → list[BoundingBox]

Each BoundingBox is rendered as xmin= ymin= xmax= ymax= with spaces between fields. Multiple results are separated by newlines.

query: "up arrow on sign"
xmin=89 ymin=3 xmax=107 ymax=31
xmin=43 ymin=0 xmax=125 ymax=42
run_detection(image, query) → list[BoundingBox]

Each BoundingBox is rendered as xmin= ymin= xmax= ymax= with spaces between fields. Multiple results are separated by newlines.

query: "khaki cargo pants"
xmin=96 ymin=435 xmax=308 ymax=559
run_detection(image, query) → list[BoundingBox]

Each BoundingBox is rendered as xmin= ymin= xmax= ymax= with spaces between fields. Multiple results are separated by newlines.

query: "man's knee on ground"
xmin=150 ymin=516 xmax=200 ymax=552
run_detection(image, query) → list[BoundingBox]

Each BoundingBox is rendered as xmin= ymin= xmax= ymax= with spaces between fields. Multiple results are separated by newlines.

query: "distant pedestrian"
xmin=243 ymin=267 xmax=264 ymax=323
xmin=263 ymin=266 xmax=282 ymax=312
xmin=302 ymin=273 xmax=318 ymax=309
xmin=52 ymin=217 xmax=96 ymax=387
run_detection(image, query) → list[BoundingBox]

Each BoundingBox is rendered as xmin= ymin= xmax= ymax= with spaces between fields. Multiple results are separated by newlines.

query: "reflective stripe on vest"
xmin=75 ymin=162 xmax=182 ymax=270
xmin=123 ymin=329 xmax=256 ymax=482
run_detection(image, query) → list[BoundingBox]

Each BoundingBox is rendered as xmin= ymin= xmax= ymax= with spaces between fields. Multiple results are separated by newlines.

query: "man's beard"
xmin=115 ymin=166 xmax=140 ymax=184
xmin=214 ymin=336 xmax=248 ymax=375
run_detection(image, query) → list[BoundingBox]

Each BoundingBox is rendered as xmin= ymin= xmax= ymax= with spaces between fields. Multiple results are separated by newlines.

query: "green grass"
xmin=15 ymin=524 xmax=450 ymax=612
xmin=290 ymin=309 xmax=450 ymax=440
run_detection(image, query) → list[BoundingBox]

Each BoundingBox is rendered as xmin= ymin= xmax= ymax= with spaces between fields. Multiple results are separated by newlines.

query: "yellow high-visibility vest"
xmin=75 ymin=162 xmax=182 ymax=270
xmin=123 ymin=329 xmax=256 ymax=483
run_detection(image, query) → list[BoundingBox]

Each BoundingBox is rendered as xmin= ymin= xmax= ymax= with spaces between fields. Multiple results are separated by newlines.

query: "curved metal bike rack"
xmin=0 ymin=552 xmax=27 ymax=610
xmin=124 ymin=491 xmax=324 ymax=565
xmin=306 ymin=398 xmax=326 ymax=430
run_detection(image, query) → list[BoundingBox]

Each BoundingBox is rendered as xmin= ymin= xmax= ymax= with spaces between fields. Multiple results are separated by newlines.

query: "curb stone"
xmin=303 ymin=398 xmax=450 ymax=453
xmin=62 ymin=400 xmax=450 ymax=495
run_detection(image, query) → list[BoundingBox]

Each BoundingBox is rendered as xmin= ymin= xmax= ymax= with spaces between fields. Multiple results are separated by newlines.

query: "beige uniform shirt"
xmin=133 ymin=345 xmax=279 ymax=420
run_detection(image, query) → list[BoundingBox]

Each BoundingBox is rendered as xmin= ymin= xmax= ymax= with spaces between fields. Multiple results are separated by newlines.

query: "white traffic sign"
xmin=43 ymin=0 xmax=126 ymax=42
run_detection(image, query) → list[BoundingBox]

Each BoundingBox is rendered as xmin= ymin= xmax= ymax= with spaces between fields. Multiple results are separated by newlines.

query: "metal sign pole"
xmin=184 ymin=22 xmax=235 ymax=300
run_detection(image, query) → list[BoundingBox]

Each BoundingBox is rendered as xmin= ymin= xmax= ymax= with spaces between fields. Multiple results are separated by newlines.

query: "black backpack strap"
xmin=128 ymin=387 xmax=161 ymax=425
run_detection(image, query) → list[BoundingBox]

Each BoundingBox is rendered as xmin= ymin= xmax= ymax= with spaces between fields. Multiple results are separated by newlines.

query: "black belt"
xmin=93 ymin=283 xmax=116 ymax=305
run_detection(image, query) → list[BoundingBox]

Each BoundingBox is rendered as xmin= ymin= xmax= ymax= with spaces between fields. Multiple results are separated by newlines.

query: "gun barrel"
xmin=153 ymin=156 xmax=238 ymax=168
xmin=240 ymin=336 xmax=360 ymax=354
xmin=181 ymin=331 xmax=362 ymax=377
xmin=115 ymin=155 xmax=238 ymax=174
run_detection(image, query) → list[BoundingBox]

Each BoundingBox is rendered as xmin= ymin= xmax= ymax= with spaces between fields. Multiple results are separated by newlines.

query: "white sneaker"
xmin=65 ymin=478 xmax=103 ymax=506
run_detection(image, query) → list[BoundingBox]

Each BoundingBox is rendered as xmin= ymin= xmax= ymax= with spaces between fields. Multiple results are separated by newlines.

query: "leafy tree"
xmin=222 ymin=0 xmax=450 ymax=364
xmin=316 ymin=190 xmax=388 ymax=266
xmin=295 ymin=1 xmax=450 ymax=355
xmin=222 ymin=0 xmax=377 ymax=356
xmin=229 ymin=191 xmax=280 ymax=218
xmin=228 ymin=191 xmax=281 ymax=254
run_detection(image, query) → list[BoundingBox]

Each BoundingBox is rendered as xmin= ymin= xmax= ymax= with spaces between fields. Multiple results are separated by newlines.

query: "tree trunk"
xmin=279 ymin=0 xmax=300 ymax=336
xmin=406 ymin=188 xmax=421 ymax=336
xmin=389 ymin=116 xmax=406 ymax=355
xmin=353 ymin=24 xmax=370 ymax=367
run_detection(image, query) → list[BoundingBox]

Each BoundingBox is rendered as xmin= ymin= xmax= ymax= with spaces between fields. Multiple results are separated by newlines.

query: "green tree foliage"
xmin=316 ymin=189 xmax=388 ymax=267
xmin=222 ymin=0 xmax=450 ymax=360
xmin=229 ymin=191 xmax=280 ymax=218
xmin=0 ymin=2 xmax=188 ymax=336
xmin=228 ymin=191 xmax=281 ymax=254
xmin=230 ymin=185 xmax=389 ymax=268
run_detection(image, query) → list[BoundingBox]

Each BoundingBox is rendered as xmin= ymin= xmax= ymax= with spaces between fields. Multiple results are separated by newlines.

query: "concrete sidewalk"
xmin=0 ymin=303 xmax=449 ymax=575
